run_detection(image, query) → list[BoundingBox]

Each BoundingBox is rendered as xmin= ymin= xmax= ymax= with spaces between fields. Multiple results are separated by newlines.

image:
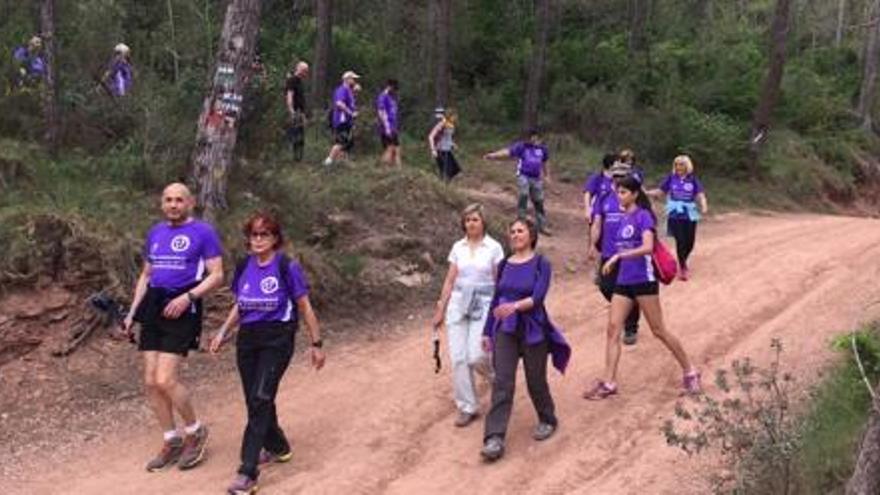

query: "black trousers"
xmin=667 ymin=218 xmax=697 ymax=269
xmin=236 ymin=324 xmax=295 ymax=479
xmin=484 ymin=327 xmax=556 ymax=441
xmin=286 ymin=115 xmax=305 ymax=161
xmin=598 ymin=258 xmax=640 ymax=335
xmin=435 ymin=151 xmax=460 ymax=181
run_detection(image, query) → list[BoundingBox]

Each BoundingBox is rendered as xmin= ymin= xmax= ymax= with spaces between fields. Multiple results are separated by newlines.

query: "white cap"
xmin=114 ymin=43 xmax=131 ymax=54
xmin=341 ymin=70 xmax=361 ymax=80
xmin=29 ymin=36 xmax=42 ymax=47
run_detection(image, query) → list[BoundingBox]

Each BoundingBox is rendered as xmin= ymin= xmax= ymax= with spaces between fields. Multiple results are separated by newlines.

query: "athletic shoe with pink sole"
xmin=583 ymin=380 xmax=618 ymax=400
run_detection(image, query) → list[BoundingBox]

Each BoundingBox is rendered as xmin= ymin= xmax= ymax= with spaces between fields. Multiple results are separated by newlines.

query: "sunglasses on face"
xmin=249 ymin=231 xmax=274 ymax=239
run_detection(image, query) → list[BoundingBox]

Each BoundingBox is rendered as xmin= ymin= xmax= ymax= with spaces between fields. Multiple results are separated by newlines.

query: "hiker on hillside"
xmin=102 ymin=43 xmax=133 ymax=97
xmin=583 ymin=175 xmax=700 ymax=400
xmin=483 ymin=129 xmax=553 ymax=236
xmin=284 ymin=61 xmax=309 ymax=162
xmin=10 ymin=36 xmax=46 ymax=91
xmin=432 ymin=203 xmax=504 ymax=428
xmin=376 ymin=79 xmax=401 ymax=167
xmin=588 ymin=162 xmax=643 ymax=346
xmin=480 ymin=217 xmax=570 ymax=462
xmin=210 ymin=211 xmax=325 ymax=495
xmin=583 ymin=153 xmax=617 ymax=224
xmin=428 ymin=108 xmax=460 ymax=182
xmin=646 ymin=154 xmax=708 ymax=281
xmin=122 ymin=183 xmax=224 ymax=472
xmin=323 ymin=70 xmax=360 ymax=167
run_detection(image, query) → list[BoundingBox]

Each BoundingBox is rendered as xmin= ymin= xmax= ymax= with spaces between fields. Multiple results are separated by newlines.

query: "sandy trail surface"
xmin=9 ymin=195 xmax=880 ymax=494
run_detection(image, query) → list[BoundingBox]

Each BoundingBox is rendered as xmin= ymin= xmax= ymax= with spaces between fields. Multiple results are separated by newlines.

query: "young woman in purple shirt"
xmin=584 ymin=176 xmax=700 ymax=400
xmin=210 ymin=212 xmax=325 ymax=495
xmin=480 ymin=218 xmax=570 ymax=462
xmin=647 ymin=155 xmax=709 ymax=280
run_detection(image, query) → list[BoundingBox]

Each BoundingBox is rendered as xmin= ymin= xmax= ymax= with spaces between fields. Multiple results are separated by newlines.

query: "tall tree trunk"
xmin=190 ymin=0 xmax=262 ymax=219
xmin=313 ymin=0 xmax=333 ymax=109
xmin=837 ymin=0 xmax=847 ymax=47
xmin=433 ymin=0 xmax=451 ymax=108
xmin=747 ymin=0 xmax=792 ymax=171
xmin=847 ymin=397 xmax=880 ymax=495
xmin=858 ymin=0 xmax=880 ymax=131
xmin=522 ymin=0 xmax=550 ymax=132
xmin=40 ymin=0 xmax=58 ymax=155
xmin=628 ymin=0 xmax=649 ymax=56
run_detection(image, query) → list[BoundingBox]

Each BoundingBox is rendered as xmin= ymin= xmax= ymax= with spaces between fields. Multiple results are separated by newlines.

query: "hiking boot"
xmin=145 ymin=437 xmax=184 ymax=472
xmin=623 ymin=331 xmax=638 ymax=346
xmin=454 ymin=411 xmax=478 ymax=428
xmin=227 ymin=474 xmax=258 ymax=495
xmin=258 ymin=448 xmax=293 ymax=465
xmin=532 ymin=422 xmax=556 ymax=441
xmin=683 ymin=370 xmax=702 ymax=395
xmin=480 ymin=436 xmax=505 ymax=462
xmin=178 ymin=424 xmax=209 ymax=470
xmin=583 ymin=380 xmax=618 ymax=401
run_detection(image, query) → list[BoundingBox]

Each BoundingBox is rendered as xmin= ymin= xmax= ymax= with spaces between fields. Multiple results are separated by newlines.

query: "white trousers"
xmin=445 ymin=291 xmax=493 ymax=414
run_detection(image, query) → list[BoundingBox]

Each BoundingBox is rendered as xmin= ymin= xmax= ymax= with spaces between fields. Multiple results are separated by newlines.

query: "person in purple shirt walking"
xmin=376 ymin=79 xmax=401 ymax=167
xmin=102 ymin=43 xmax=134 ymax=97
xmin=484 ymin=128 xmax=553 ymax=236
xmin=647 ymin=154 xmax=709 ymax=281
xmin=323 ymin=70 xmax=360 ymax=167
xmin=589 ymin=162 xmax=641 ymax=345
xmin=11 ymin=36 xmax=46 ymax=90
xmin=210 ymin=211 xmax=325 ymax=495
xmin=480 ymin=217 xmax=571 ymax=461
xmin=122 ymin=183 xmax=224 ymax=472
xmin=583 ymin=175 xmax=700 ymax=400
xmin=583 ymin=153 xmax=617 ymax=224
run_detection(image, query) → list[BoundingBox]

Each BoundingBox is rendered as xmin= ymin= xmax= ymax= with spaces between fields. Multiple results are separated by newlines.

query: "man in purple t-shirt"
xmin=484 ymin=128 xmax=553 ymax=235
xmin=376 ymin=79 xmax=401 ymax=167
xmin=122 ymin=183 xmax=224 ymax=473
xmin=323 ymin=70 xmax=360 ymax=167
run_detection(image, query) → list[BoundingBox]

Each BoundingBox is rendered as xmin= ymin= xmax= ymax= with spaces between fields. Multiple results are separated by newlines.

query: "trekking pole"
xmin=432 ymin=325 xmax=442 ymax=373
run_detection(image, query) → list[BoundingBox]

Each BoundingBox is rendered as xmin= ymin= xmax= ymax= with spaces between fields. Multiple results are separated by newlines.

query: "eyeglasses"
xmin=249 ymin=231 xmax=274 ymax=239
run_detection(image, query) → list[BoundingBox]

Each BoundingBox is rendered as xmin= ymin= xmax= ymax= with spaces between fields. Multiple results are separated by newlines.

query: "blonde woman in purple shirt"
xmin=583 ymin=175 xmax=700 ymax=400
xmin=647 ymin=155 xmax=708 ymax=281
xmin=210 ymin=212 xmax=325 ymax=495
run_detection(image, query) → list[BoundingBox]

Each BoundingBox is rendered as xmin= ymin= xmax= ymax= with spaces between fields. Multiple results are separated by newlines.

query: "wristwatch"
xmin=311 ymin=339 xmax=323 ymax=349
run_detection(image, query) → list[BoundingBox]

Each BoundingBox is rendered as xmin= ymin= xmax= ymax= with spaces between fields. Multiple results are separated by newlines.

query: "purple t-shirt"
xmin=232 ymin=254 xmax=310 ymax=325
xmin=109 ymin=60 xmax=133 ymax=96
xmin=614 ymin=208 xmax=656 ymax=285
xmin=144 ymin=220 xmax=224 ymax=290
xmin=509 ymin=142 xmax=549 ymax=178
xmin=583 ymin=172 xmax=613 ymax=202
xmin=594 ymin=191 xmax=625 ymax=260
xmin=660 ymin=174 xmax=703 ymax=202
xmin=376 ymin=90 xmax=398 ymax=135
xmin=332 ymin=83 xmax=356 ymax=128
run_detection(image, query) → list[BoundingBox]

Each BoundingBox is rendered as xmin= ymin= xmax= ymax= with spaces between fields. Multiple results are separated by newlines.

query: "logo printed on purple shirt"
xmin=143 ymin=220 xmax=224 ymax=290
xmin=234 ymin=255 xmax=310 ymax=325
xmin=614 ymin=208 xmax=656 ymax=285
xmin=509 ymin=141 xmax=549 ymax=178
xmin=595 ymin=191 xmax=626 ymax=259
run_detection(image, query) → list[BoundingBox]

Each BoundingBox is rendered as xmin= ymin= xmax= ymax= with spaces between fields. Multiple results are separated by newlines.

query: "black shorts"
xmin=333 ymin=124 xmax=353 ymax=150
xmin=138 ymin=314 xmax=202 ymax=357
xmin=613 ymin=282 xmax=659 ymax=299
xmin=381 ymin=132 xmax=399 ymax=148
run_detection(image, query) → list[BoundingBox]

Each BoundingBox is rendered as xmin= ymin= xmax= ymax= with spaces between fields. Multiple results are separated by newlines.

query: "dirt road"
xmin=9 ymin=203 xmax=880 ymax=494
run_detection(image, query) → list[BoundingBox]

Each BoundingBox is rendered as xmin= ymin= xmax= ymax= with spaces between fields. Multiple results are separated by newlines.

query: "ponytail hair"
xmin=616 ymin=174 xmax=657 ymax=224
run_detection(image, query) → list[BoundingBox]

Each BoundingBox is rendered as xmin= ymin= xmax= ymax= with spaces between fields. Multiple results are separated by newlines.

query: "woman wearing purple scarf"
xmin=480 ymin=217 xmax=570 ymax=462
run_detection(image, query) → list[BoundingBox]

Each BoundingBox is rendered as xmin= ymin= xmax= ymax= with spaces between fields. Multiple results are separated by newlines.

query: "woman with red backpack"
xmin=583 ymin=175 xmax=700 ymax=400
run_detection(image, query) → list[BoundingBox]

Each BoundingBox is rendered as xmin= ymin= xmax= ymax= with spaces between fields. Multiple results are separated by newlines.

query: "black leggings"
xmin=236 ymin=324 xmax=295 ymax=479
xmin=667 ymin=218 xmax=697 ymax=269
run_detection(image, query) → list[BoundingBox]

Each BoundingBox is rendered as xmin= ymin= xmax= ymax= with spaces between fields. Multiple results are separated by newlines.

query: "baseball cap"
xmin=114 ymin=43 xmax=131 ymax=54
xmin=342 ymin=70 xmax=361 ymax=80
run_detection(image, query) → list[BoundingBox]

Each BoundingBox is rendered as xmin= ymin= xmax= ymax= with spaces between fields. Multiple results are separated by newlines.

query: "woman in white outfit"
xmin=432 ymin=203 xmax=505 ymax=427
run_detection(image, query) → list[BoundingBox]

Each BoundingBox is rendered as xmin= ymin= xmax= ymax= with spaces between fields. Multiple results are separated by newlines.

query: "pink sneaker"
xmin=683 ymin=370 xmax=701 ymax=395
xmin=583 ymin=380 xmax=618 ymax=400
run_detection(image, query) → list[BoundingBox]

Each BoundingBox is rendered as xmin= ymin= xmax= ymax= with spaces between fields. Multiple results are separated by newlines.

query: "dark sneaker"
xmin=145 ymin=437 xmax=184 ymax=472
xmin=683 ymin=370 xmax=702 ymax=395
xmin=532 ymin=422 xmax=556 ymax=441
xmin=178 ymin=425 xmax=209 ymax=470
xmin=623 ymin=331 xmax=638 ymax=346
xmin=258 ymin=448 xmax=293 ymax=465
xmin=227 ymin=474 xmax=258 ymax=495
xmin=481 ymin=436 xmax=505 ymax=462
xmin=583 ymin=380 xmax=618 ymax=400
xmin=454 ymin=411 xmax=478 ymax=428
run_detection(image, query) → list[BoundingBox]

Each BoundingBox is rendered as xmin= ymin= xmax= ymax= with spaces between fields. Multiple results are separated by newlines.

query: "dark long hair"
xmin=616 ymin=175 xmax=657 ymax=223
